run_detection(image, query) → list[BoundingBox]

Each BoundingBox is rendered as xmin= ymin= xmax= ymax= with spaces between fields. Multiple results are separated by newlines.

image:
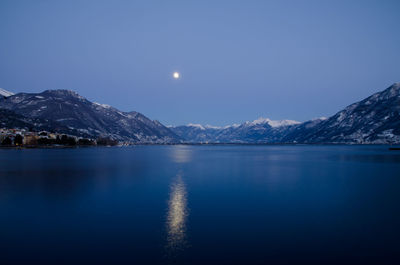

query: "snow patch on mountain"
xmin=251 ymin=117 xmax=301 ymax=127
xmin=226 ymin=123 xmax=241 ymax=129
xmin=204 ymin=125 xmax=223 ymax=129
xmin=93 ymin=102 xmax=112 ymax=109
xmin=312 ymin=117 xmax=327 ymax=121
xmin=0 ymin=88 xmax=15 ymax=97
xmin=187 ymin=123 xmax=206 ymax=130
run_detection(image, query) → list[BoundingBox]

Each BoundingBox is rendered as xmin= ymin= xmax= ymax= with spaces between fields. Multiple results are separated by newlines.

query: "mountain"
xmin=171 ymin=118 xmax=301 ymax=143
xmin=170 ymin=83 xmax=400 ymax=144
xmin=0 ymin=89 xmax=180 ymax=143
xmin=170 ymin=124 xmax=234 ymax=143
xmin=249 ymin=117 xmax=301 ymax=127
xmin=214 ymin=118 xmax=302 ymax=143
xmin=282 ymin=83 xmax=400 ymax=144
xmin=0 ymin=88 xmax=14 ymax=98
xmin=2 ymin=83 xmax=399 ymax=144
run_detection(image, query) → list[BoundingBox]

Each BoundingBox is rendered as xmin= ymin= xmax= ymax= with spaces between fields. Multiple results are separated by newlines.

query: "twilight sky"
xmin=0 ymin=0 xmax=399 ymax=126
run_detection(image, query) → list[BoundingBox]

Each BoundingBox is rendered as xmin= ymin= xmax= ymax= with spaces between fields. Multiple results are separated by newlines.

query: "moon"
xmin=173 ymin=72 xmax=180 ymax=79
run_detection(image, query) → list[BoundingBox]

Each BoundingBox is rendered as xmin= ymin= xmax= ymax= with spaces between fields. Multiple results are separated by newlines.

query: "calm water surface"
xmin=0 ymin=145 xmax=399 ymax=264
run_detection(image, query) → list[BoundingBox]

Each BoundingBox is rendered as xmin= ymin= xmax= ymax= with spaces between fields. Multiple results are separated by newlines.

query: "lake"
xmin=0 ymin=145 xmax=399 ymax=264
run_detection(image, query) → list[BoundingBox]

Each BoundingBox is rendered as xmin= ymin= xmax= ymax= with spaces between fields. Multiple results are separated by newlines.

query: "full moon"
xmin=173 ymin=72 xmax=180 ymax=79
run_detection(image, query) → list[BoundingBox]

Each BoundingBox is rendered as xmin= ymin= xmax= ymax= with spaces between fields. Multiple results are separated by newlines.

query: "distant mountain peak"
xmin=204 ymin=124 xmax=222 ymax=129
xmin=185 ymin=123 xmax=231 ymax=130
xmin=250 ymin=117 xmax=301 ymax=127
xmin=187 ymin=123 xmax=206 ymax=130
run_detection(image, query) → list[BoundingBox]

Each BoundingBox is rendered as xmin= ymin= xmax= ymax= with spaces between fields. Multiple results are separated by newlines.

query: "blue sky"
xmin=0 ymin=0 xmax=399 ymax=126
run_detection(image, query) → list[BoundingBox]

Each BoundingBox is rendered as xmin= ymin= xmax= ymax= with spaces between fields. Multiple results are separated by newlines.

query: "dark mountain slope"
xmin=0 ymin=90 xmax=180 ymax=143
xmin=285 ymin=83 xmax=400 ymax=143
xmin=0 ymin=108 xmax=82 ymax=135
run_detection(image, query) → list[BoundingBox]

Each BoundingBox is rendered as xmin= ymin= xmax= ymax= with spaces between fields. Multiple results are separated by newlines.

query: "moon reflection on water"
xmin=166 ymin=174 xmax=188 ymax=254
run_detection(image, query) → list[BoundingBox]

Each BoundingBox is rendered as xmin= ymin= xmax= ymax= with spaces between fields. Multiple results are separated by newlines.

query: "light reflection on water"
xmin=166 ymin=174 xmax=188 ymax=254
xmin=170 ymin=145 xmax=193 ymax=163
xmin=2 ymin=146 xmax=400 ymax=264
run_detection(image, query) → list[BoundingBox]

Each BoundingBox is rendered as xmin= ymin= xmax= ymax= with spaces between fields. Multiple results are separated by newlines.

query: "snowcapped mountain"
xmin=171 ymin=83 xmax=400 ymax=144
xmin=284 ymin=83 xmax=400 ymax=144
xmin=249 ymin=117 xmax=301 ymax=127
xmin=186 ymin=123 xmax=207 ymax=130
xmin=2 ymin=83 xmax=399 ymax=144
xmin=0 ymin=88 xmax=14 ymax=98
xmin=213 ymin=117 xmax=301 ymax=143
xmin=0 ymin=89 xmax=180 ymax=143
xmin=171 ymin=123 xmax=223 ymax=143
xmin=171 ymin=118 xmax=301 ymax=143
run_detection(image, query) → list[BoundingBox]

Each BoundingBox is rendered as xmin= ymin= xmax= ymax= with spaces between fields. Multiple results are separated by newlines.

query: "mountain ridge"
xmin=170 ymin=83 xmax=400 ymax=144
xmin=0 ymin=89 xmax=180 ymax=143
xmin=1 ymin=83 xmax=399 ymax=144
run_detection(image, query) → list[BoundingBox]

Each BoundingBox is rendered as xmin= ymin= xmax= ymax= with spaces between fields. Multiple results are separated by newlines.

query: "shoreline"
xmin=1 ymin=143 xmax=400 ymax=149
